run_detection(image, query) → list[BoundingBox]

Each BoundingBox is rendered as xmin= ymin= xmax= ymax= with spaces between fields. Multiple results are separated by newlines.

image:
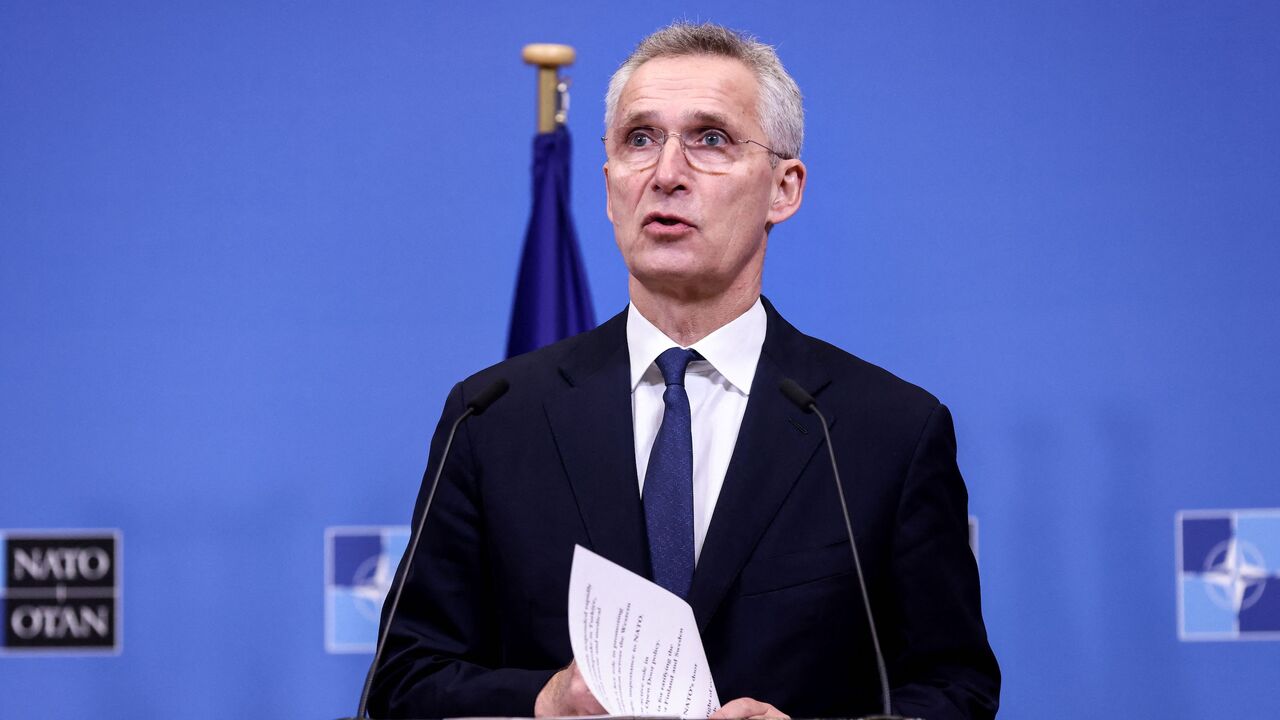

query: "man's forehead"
xmin=614 ymin=55 xmax=760 ymax=128
xmin=616 ymin=108 xmax=735 ymax=129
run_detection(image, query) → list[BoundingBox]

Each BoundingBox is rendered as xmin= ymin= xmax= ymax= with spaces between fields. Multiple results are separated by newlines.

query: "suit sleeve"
xmin=888 ymin=403 xmax=1001 ymax=720
xmin=367 ymin=381 xmax=557 ymax=718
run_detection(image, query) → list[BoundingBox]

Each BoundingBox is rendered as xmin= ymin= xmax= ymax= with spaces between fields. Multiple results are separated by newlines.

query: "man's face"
xmin=604 ymin=55 xmax=805 ymax=302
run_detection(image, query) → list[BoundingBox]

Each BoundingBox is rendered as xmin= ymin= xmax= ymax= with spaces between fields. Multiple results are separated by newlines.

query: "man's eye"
xmin=698 ymin=130 xmax=729 ymax=147
xmin=626 ymin=130 xmax=658 ymax=148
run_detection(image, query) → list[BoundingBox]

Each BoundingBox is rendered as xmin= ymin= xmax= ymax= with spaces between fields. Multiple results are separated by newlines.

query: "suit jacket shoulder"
xmin=759 ymin=297 xmax=945 ymax=451
xmin=453 ymin=305 xmax=629 ymax=414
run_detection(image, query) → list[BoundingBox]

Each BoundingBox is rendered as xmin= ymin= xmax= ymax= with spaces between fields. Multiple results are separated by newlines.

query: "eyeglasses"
xmin=601 ymin=126 xmax=787 ymax=174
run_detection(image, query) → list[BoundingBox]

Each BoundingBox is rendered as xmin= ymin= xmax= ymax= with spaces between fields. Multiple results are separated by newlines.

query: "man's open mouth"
xmin=644 ymin=212 xmax=695 ymax=228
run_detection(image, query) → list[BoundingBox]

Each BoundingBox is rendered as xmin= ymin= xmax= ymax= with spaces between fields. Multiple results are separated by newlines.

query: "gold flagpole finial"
xmin=522 ymin=44 xmax=576 ymax=133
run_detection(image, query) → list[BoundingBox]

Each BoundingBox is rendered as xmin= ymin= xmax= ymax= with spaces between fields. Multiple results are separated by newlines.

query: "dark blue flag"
xmin=506 ymin=126 xmax=596 ymax=357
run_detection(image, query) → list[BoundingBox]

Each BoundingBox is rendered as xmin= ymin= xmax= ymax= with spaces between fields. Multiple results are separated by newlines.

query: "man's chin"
xmin=629 ymin=269 xmax=725 ymax=301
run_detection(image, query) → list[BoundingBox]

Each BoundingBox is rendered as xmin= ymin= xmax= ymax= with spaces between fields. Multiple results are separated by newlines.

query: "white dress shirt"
xmin=627 ymin=298 xmax=767 ymax=563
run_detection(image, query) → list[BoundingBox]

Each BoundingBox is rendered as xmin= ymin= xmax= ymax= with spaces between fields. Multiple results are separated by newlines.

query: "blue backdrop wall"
xmin=2 ymin=1 xmax=1278 ymax=718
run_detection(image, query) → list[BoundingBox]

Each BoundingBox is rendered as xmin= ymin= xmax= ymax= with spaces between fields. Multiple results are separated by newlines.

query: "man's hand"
xmin=710 ymin=697 xmax=790 ymax=720
xmin=534 ymin=660 xmax=607 ymax=717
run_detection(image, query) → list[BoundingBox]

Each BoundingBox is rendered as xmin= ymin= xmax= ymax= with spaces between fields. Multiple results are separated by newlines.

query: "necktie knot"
xmin=655 ymin=347 xmax=697 ymax=387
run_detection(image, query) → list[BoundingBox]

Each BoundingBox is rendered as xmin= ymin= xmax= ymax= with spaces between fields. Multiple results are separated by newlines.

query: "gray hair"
xmin=603 ymin=22 xmax=804 ymax=160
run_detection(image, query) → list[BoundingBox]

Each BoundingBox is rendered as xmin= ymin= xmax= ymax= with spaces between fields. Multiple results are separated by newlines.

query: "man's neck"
xmin=629 ymin=280 xmax=761 ymax=347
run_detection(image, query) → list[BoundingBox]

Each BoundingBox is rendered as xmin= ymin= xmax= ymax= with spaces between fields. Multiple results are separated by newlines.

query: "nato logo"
xmin=1177 ymin=509 xmax=1280 ymax=640
xmin=325 ymin=526 xmax=409 ymax=653
xmin=2 ymin=530 xmax=122 ymax=655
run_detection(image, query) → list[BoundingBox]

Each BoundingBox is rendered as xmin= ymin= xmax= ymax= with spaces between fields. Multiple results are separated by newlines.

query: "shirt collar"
xmin=626 ymin=298 xmax=767 ymax=395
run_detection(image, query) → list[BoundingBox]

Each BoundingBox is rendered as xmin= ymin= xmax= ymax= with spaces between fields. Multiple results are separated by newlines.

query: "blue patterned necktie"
xmin=643 ymin=347 xmax=698 ymax=599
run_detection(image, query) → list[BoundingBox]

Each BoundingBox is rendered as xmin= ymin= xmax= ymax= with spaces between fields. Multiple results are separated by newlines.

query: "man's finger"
xmin=535 ymin=659 xmax=607 ymax=716
xmin=566 ymin=660 xmax=606 ymax=713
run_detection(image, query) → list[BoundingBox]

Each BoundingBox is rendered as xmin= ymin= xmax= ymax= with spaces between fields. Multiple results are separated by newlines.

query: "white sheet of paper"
xmin=567 ymin=545 xmax=721 ymax=718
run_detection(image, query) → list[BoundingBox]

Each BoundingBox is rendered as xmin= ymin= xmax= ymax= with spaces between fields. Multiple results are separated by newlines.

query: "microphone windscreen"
xmin=467 ymin=378 xmax=510 ymax=415
xmin=778 ymin=378 xmax=816 ymax=412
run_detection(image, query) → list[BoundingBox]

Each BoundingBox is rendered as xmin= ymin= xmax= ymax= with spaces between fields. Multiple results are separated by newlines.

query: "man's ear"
xmin=766 ymin=159 xmax=806 ymax=226
xmin=603 ymin=162 xmax=615 ymax=223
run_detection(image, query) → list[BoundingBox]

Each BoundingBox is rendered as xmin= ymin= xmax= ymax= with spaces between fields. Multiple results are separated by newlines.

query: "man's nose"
xmin=651 ymin=135 xmax=692 ymax=191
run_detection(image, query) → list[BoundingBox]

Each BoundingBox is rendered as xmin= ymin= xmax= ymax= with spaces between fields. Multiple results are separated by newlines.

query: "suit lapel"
xmin=688 ymin=300 xmax=834 ymax=630
xmin=543 ymin=311 xmax=650 ymax=577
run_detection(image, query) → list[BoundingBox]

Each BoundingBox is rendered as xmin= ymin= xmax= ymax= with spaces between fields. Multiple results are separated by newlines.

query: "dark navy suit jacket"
xmin=370 ymin=299 xmax=1000 ymax=719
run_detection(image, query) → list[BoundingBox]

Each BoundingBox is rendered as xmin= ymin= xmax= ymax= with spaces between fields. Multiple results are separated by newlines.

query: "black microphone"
xmin=467 ymin=377 xmax=510 ymax=415
xmin=779 ymin=378 xmax=910 ymax=720
xmin=354 ymin=378 xmax=510 ymax=719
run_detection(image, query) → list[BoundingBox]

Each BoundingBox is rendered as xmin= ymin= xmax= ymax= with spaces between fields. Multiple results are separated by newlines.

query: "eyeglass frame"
xmin=600 ymin=126 xmax=789 ymax=173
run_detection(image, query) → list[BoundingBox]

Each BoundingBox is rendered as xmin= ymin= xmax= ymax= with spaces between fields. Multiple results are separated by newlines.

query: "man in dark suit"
xmin=371 ymin=22 xmax=999 ymax=720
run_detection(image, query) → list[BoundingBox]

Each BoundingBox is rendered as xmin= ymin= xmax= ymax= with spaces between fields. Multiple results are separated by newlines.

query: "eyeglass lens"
xmin=612 ymin=128 xmax=740 ymax=172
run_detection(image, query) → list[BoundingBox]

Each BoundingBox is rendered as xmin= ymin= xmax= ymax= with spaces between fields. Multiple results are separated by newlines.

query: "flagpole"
xmin=508 ymin=42 xmax=594 ymax=358
xmin=522 ymin=43 xmax=575 ymax=132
